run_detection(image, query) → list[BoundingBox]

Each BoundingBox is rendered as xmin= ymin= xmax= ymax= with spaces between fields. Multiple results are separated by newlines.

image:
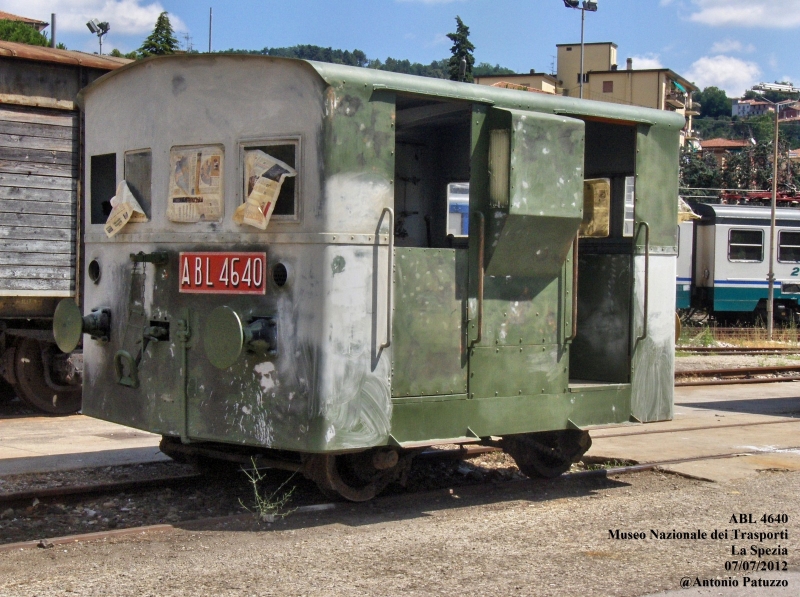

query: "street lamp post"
xmin=753 ymin=83 xmax=800 ymax=340
xmin=562 ymin=1 xmax=598 ymax=99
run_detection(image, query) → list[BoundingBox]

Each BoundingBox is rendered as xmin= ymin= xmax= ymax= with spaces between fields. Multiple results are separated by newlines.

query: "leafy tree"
xmin=694 ymin=86 xmax=731 ymax=118
xmin=0 ymin=19 xmax=49 ymax=46
xmin=680 ymin=148 xmax=722 ymax=189
xmin=138 ymin=12 xmax=178 ymax=58
xmin=473 ymin=62 xmax=516 ymax=77
xmin=447 ymin=16 xmax=475 ymax=82
xmin=109 ymin=48 xmax=138 ymax=60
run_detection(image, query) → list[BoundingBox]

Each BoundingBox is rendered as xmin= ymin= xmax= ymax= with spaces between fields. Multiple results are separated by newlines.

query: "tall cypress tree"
xmin=138 ymin=12 xmax=179 ymax=58
xmin=447 ymin=16 xmax=475 ymax=83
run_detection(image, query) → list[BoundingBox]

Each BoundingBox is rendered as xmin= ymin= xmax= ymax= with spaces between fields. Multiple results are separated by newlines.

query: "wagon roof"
xmin=0 ymin=39 xmax=130 ymax=70
xmin=78 ymin=54 xmax=685 ymax=130
xmin=693 ymin=202 xmax=800 ymax=222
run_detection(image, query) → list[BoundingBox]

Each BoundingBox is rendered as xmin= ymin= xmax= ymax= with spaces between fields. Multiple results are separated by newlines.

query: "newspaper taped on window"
xmin=167 ymin=145 xmax=224 ymax=222
xmin=104 ymin=180 xmax=148 ymax=238
xmin=234 ymin=149 xmax=297 ymax=230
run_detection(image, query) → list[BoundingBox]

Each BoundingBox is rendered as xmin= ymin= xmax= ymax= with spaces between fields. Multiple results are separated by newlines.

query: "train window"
xmin=779 ymin=231 xmax=800 ymax=262
xmin=446 ymin=182 xmax=470 ymax=237
xmin=167 ymin=144 xmax=223 ymax=223
xmin=240 ymin=142 xmax=298 ymax=222
xmin=622 ymin=176 xmax=635 ymax=237
xmin=123 ymin=149 xmax=151 ymax=219
xmin=90 ymin=153 xmax=116 ymax=224
xmin=728 ymin=229 xmax=764 ymax=262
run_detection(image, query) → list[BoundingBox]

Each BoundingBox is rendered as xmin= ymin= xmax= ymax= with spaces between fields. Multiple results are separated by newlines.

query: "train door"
xmin=389 ymin=96 xmax=471 ymax=405
xmin=466 ymin=106 xmax=584 ymax=412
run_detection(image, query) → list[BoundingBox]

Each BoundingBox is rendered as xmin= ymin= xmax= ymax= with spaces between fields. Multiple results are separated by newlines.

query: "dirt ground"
xmin=0 ymin=467 xmax=797 ymax=597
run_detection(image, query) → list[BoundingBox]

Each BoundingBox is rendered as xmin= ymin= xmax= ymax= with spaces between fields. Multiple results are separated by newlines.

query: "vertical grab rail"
xmin=636 ymin=221 xmax=650 ymax=344
xmin=379 ymin=207 xmax=395 ymax=349
xmin=472 ymin=212 xmax=485 ymax=345
xmin=566 ymin=234 xmax=579 ymax=342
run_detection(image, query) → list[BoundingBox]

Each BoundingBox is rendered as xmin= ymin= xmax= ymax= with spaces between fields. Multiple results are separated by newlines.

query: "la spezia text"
xmin=609 ymin=514 xmax=790 ymax=588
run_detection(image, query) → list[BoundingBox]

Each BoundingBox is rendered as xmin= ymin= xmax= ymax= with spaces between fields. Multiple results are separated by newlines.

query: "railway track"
xmin=675 ymin=364 xmax=800 ymax=386
xmin=676 ymin=346 xmax=800 ymax=355
xmin=3 ymin=442 xmax=799 ymax=552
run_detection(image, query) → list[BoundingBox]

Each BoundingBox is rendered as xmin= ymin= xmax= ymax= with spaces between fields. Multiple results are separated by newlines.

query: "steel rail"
xmin=5 ymin=446 xmax=797 ymax=552
xmin=676 ymin=346 xmax=800 ymax=355
xmin=676 ymin=364 xmax=800 ymax=377
xmin=0 ymin=473 xmax=201 ymax=506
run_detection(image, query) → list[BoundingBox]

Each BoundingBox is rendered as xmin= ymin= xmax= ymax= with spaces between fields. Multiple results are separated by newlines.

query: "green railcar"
xmin=54 ymin=55 xmax=681 ymax=500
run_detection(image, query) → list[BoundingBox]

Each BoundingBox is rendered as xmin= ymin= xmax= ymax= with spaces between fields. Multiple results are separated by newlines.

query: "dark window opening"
xmin=394 ymin=96 xmax=472 ymax=248
xmin=603 ymin=80 xmax=613 ymax=93
xmin=779 ymin=231 xmax=800 ymax=263
xmin=729 ymin=229 xmax=763 ymax=262
xmin=243 ymin=144 xmax=297 ymax=217
xmin=124 ymin=149 xmax=152 ymax=218
xmin=90 ymin=153 xmax=116 ymax=224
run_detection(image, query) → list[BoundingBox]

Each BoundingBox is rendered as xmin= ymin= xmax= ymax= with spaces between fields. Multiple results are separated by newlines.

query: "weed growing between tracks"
xmin=239 ymin=459 xmax=297 ymax=523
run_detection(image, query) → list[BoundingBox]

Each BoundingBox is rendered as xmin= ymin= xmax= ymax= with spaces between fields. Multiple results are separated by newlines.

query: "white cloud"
xmin=684 ymin=55 xmax=761 ymax=95
xmin=710 ymin=39 xmax=755 ymax=53
xmin=627 ymin=54 xmax=664 ymax=70
xmin=1 ymin=1 xmax=185 ymax=35
xmin=687 ymin=0 xmax=800 ymax=28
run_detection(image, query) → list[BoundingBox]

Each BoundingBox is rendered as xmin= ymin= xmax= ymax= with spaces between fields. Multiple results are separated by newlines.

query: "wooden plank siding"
xmin=0 ymin=105 xmax=77 ymax=295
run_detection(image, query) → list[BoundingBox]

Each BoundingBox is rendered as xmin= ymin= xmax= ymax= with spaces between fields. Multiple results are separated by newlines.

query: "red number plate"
xmin=179 ymin=252 xmax=267 ymax=294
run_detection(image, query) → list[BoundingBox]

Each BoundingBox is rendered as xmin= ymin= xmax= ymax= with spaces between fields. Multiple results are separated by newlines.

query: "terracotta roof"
xmin=0 ymin=11 xmax=48 ymax=27
xmin=700 ymin=138 xmax=750 ymax=149
xmin=0 ymin=40 xmax=131 ymax=70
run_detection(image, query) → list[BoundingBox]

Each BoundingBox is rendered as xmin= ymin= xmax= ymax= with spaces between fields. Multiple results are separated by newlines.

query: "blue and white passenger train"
xmin=678 ymin=203 xmax=800 ymax=322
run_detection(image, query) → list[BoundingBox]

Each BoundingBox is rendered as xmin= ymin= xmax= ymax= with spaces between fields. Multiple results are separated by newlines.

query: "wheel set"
xmin=0 ymin=337 xmax=82 ymax=415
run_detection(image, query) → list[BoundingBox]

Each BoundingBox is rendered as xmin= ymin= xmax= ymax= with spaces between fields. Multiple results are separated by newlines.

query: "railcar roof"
xmin=78 ymin=54 xmax=685 ymax=130
xmin=693 ymin=203 xmax=800 ymax=222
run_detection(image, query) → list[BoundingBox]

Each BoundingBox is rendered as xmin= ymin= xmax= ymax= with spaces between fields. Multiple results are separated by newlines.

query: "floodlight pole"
xmin=768 ymin=105 xmax=779 ymax=340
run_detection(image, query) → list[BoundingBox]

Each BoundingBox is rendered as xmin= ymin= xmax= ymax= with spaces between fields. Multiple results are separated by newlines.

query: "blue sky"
xmin=6 ymin=0 xmax=800 ymax=97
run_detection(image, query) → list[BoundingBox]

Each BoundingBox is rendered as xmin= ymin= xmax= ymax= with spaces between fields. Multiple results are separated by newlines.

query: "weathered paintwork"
xmin=73 ymin=54 xmax=682 ymax=456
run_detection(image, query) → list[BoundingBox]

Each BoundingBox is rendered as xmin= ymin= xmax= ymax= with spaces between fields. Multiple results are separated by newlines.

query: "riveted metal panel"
xmin=469 ymin=344 xmax=567 ymax=399
xmin=391 ymin=248 xmax=467 ymax=398
xmin=481 ymin=273 xmax=564 ymax=346
xmin=482 ymin=108 xmax=584 ymax=278
xmin=389 ymin=387 xmax=630 ymax=443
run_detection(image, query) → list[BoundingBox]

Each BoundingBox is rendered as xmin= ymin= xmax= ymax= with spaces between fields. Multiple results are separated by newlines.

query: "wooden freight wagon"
xmin=0 ymin=40 xmax=128 ymax=413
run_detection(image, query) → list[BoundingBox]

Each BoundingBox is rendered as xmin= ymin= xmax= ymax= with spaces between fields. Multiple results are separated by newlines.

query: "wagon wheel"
xmin=303 ymin=449 xmax=410 ymax=502
xmin=14 ymin=337 xmax=82 ymax=415
xmin=502 ymin=429 xmax=592 ymax=479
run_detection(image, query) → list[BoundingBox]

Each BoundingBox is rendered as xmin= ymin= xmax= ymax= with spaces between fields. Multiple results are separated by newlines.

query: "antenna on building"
xmin=550 ymin=55 xmax=556 ymax=75
xmin=208 ymin=7 xmax=213 ymax=53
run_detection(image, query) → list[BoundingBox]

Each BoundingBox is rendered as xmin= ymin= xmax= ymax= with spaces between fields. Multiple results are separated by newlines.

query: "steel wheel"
xmin=14 ymin=337 xmax=81 ymax=415
xmin=502 ymin=429 xmax=592 ymax=479
xmin=304 ymin=449 xmax=409 ymax=502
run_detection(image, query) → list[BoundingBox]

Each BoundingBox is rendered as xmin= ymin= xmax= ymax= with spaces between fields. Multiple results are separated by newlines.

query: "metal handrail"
xmin=379 ymin=207 xmax=394 ymax=349
xmin=566 ymin=235 xmax=579 ymax=342
xmin=636 ymin=221 xmax=650 ymax=343
xmin=473 ymin=212 xmax=485 ymax=345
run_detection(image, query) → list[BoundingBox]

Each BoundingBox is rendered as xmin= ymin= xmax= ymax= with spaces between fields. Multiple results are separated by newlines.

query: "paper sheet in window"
xmin=234 ymin=150 xmax=296 ymax=230
xmin=104 ymin=180 xmax=148 ymax=238
xmin=167 ymin=146 xmax=223 ymax=222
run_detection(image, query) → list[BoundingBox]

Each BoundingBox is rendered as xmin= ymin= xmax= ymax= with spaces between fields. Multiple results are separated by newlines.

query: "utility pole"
xmin=208 ymin=8 xmax=213 ymax=53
